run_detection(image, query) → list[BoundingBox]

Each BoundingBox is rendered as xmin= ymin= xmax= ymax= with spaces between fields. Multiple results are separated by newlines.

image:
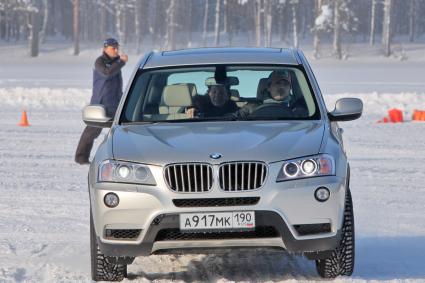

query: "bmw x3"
xmin=83 ymin=48 xmax=363 ymax=281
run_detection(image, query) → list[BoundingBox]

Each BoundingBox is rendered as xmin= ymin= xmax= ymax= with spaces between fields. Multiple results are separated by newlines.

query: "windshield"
xmin=121 ymin=65 xmax=320 ymax=123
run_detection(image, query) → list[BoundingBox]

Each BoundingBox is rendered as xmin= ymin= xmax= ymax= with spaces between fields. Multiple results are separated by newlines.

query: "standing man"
xmin=74 ymin=38 xmax=128 ymax=165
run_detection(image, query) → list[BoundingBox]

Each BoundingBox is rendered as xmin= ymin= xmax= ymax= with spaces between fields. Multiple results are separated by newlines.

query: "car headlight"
xmin=276 ymin=154 xmax=335 ymax=182
xmin=98 ymin=160 xmax=156 ymax=185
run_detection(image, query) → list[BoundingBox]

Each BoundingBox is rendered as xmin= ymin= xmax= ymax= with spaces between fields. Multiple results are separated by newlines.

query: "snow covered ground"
xmin=1 ymin=89 xmax=425 ymax=282
xmin=0 ymin=43 xmax=425 ymax=282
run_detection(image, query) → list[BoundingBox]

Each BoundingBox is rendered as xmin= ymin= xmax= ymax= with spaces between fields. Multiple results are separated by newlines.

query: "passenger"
xmin=186 ymin=84 xmax=238 ymax=118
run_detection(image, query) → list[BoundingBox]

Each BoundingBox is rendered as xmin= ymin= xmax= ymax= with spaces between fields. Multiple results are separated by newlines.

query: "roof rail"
xmin=138 ymin=51 xmax=155 ymax=69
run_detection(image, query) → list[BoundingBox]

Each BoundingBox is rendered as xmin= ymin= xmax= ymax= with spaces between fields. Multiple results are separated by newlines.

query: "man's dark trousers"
xmin=75 ymin=126 xmax=102 ymax=164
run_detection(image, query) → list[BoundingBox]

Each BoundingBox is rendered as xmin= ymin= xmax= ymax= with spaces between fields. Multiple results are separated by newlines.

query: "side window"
xmin=123 ymin=73 xmax=150 ymax=121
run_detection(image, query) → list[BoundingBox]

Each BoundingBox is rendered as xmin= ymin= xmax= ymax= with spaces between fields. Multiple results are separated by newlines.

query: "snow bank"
xmin=323 ymin=92 xmax=425 ymax=120
xmin=2 ymin=87 xmax=425 ymax=121
xmin=0 ymin=87 xmax=90 ymax=111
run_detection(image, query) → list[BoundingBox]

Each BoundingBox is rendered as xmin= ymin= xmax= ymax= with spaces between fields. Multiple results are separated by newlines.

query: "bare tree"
xmin=223 ymin=0 xmax=229 ymax=45
xmin=27 ymin=2 xmax=40 ymax=57
xmin=333 ymin=0 xmax=341 ymax=59
xmin=214 ymin=0 xmax=221 ymax=46
xmin=265 ymin=0 xmax=272 ymax=47
xmin=313 ymin=0 xmax=322 ymax=59
xmin=134 ymin=0 xmax=141 ymax=53
xmin=39 ymin=0 xmax=49 ymax=43
xmin=291 ymin=0 xmax=299 ymax=48
xmin=202 ymin=0 xmax=210 ymax=46
xmin=187 ymin=0 xmax=194 ymax=47
xmin=382 ymin=0 xmax=392 ymax=56
xmin=72 ymin=0 xmax=79 ymax=55
xmin=409 ymin=0 xmax=416 ymax=42
xmin=115 ymin=0 xmax=124 ymax=43
xmin=254 ymin=0 xmax=262 ymax=47
xmin=369 ymin=0 xmax=376 ymax=46
xmin=3 ymin=0 xmax=425 ymax=57
xmin=165 ymin=0 xmax=177 ymax=50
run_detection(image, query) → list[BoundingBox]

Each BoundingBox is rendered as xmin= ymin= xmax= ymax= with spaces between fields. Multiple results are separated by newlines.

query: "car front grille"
xmin=172 ymin=197 xmax=260 ymax=207
xmin=293 ymin=223 xmax=331 ymax=236
xmin=218 ymin=162 xmax=267 ymax=191
xmin=105 ymin=229 xmax=141 ymax=240
xmin=155 ymin=226 xmax=279 ymax=241
xmin=164 ymin=163 xmax=213 ymax=193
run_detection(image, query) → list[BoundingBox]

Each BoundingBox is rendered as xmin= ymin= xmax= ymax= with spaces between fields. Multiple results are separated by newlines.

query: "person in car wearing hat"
xmin=74 ymin=38 xmax=128 ymax=165
xmin=236 ymin=70 xmax=307 ymax=118
xmin=264 ymin=70 xmax=293 ymax=104
xmin=186 ymin=84 xmax=238 ymax=118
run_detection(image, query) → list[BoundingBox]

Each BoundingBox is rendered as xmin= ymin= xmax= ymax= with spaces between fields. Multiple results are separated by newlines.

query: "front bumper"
xmin=97 ymin=211 xmax=341 ymax=257
xmin=90 ymin=168 xmax=346 ymax=257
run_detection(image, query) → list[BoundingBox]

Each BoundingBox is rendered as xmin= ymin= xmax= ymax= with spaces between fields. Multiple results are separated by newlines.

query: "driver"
xmin=264 ymin=70 xmax=292 ymax=105
xmin=186 ymin=84 xmax=238 ymax=118
xmin=236 ymin=70 xmax=305 ymax=118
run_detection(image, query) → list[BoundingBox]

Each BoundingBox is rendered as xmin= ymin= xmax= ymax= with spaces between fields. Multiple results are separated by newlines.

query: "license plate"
xmin=180 ymin=211 xmax=255 ymax=231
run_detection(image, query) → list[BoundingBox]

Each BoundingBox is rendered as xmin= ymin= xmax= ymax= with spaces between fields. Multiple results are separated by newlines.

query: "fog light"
xmin=315 ymin=187 xmax=330 ymax=202
xmin=104 ymin=193 xmax=119 ymax=208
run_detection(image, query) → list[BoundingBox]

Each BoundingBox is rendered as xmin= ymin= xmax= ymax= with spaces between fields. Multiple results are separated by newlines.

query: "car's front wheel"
xmin=90 ymin=211 xmax=128 ymax=282
xmin=315 ymin=189 xmax=355 ymax=278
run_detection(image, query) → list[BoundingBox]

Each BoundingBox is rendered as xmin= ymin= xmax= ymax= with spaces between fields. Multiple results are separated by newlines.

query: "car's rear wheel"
xmin=315 ymin=189 xmax=355 ymax=278
xmin=90 ymin=211 xmax=128 ymax=282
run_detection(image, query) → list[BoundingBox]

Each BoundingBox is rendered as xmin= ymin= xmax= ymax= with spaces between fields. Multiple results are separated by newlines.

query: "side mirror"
xmin=328 ymin=98 xmax=363 ymax=122
xmin=82 ymin=105 xmax=113 ymax=128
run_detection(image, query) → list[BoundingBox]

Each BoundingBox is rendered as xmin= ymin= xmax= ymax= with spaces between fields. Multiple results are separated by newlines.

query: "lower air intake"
xmin=293 ymin=223 xmax=331 ymax=236
xmin=105 ymin=229 xmax=141 ymax=240
xmin=155 ymin=226 xmax=279 ymax=241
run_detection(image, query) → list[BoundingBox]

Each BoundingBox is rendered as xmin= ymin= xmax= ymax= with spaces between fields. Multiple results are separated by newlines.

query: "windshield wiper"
xmin=242 ymin=116 xmax=294 ymax=121
xmin=151 ymin=116 xmax=239 ymax=123
xmin=121 ymin=121 xmax=160 ymax=125
xmin=121 ymin=115 xmax=240 ymax=125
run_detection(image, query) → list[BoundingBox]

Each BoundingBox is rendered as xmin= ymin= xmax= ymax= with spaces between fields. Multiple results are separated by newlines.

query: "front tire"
xmin=90 ymin=211 xmax=127 ymax=282
xmin=315 ymin=189 xmax=355 ymax=278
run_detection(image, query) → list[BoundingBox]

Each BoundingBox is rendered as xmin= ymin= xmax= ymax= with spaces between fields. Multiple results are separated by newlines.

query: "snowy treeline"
xmin=0 ymin=0 xmax=424 ymax=58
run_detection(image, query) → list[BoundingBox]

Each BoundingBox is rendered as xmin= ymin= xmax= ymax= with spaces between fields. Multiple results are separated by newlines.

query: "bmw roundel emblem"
xmin=210 ymin=153 xmax=222 ymax=159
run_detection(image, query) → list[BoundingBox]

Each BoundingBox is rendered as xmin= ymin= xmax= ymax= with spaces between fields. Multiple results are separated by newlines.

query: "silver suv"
xmin=84 ymin=48 xmax=362 ymax=281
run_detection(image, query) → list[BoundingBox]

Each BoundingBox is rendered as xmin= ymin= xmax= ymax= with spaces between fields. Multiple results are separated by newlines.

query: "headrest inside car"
xmin=256 ymin=77 xmax=269 ymax=100
xmin=162 ymin=84 xmax=193 ymax=107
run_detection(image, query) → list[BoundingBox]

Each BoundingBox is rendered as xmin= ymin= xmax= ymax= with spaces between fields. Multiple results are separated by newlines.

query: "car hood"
xmin=112 ymin=121 xmax=325 ymax=165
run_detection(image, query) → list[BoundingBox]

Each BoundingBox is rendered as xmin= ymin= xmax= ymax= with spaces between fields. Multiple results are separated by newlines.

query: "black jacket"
xmin=193 ymin=95 xmax=239 ymax=117
xmin=90 ymin=52 xmax=126 ymax=116
xmin=236 ymin=95 xmax=308 ymax=118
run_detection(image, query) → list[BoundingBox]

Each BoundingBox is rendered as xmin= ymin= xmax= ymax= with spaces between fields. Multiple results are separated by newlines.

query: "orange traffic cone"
xmin=412 ymin=110 xmax=420 ymax=121
xmin=388 ymin=108 xmax=403 ymax=123
xmin=19 ymin=110 xmax=30 ymax=127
